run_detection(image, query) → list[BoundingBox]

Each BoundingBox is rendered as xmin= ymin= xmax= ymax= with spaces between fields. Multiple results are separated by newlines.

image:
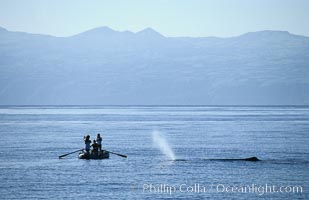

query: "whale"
xmin=206 ymin=157 xmax=260 ymax=162
xmin=170 ymin=157 xmax=260 ymax=162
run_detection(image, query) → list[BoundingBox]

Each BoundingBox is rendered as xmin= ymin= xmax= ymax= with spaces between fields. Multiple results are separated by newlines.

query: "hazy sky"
xmin=0 ymin=0 xmax=308 ymax=37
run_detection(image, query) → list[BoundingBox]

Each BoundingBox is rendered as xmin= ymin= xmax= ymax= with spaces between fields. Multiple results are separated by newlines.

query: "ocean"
xmin=0 ymin=106 xmax=308 ymax=199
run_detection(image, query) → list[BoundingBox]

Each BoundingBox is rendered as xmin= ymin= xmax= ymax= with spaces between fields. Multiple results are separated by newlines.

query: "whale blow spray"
xmin=152 ymin=130 xmax=176 ymax=160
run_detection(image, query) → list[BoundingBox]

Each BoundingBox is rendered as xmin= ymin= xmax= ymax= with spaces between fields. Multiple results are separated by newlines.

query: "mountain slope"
xmin=0 ymin=27 xmax=308 ymax=105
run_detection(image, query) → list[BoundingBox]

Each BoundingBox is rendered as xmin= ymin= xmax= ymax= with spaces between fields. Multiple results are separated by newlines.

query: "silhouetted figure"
xmin=96 ymin=133 xmax=102 ymax=151
xmin=91 ymin=140 xmax=99 ymax=155
xmin=84 ymin=135 xmax=91 ymax=154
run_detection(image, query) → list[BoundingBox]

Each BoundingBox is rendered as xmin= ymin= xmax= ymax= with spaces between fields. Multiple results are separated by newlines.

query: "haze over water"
xmin=0 ymin=106 xmax=308 ymax=199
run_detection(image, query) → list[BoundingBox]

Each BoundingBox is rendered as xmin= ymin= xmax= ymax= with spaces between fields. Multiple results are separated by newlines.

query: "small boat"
xmin=78 ymin=150 xmax=110 ymax=160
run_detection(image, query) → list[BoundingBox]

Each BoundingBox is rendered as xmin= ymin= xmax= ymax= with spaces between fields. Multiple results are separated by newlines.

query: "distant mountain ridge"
xmin=0 ymin=26 xmax=308 ymax=105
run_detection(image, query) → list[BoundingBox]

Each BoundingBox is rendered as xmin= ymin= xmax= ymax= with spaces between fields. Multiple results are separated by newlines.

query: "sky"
xmin=0 ymin=0 xmax=308 ymax=37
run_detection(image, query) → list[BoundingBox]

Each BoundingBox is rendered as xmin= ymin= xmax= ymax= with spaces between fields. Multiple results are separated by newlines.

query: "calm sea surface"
xmin=0 ymin=106 xmax=308 ymax=199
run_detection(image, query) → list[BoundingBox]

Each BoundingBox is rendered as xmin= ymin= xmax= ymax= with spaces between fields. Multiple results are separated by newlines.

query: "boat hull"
xmin=78 ymin=151 xmax=110 ymax=160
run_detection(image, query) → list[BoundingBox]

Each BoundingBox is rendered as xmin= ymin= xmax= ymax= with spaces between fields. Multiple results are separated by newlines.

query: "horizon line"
xmin=1 ymin=25 xmax=308 ymax=39
xmin=0 ymin=105 xmax=308 ymax=107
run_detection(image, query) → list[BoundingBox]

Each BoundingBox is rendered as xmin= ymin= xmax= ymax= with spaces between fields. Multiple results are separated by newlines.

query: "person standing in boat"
xmin=96 ymin=133 xmax=102 ymax=151
xmin=91 ymin=140 xmax=99 ymax=155
xmin=84 ymin=135 xmax=91 ymax=154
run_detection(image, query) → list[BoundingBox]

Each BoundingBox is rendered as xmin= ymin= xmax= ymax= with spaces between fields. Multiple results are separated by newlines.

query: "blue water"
xmin=0 ymin=106 xmax=308 ymax=199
